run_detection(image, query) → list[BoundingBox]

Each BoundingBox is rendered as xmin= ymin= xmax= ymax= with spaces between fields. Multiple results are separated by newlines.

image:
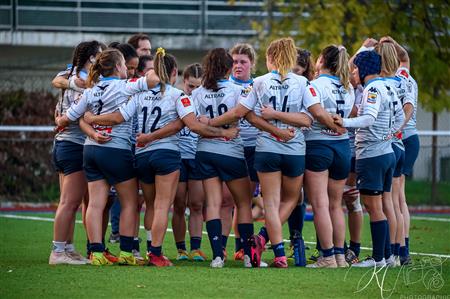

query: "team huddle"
xmin=49 ymin=33 xmax=419 ymax=268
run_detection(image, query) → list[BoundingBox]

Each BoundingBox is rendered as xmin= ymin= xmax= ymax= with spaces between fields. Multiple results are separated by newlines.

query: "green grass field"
xmin=0 ymin=212 xmax=449 ymax=298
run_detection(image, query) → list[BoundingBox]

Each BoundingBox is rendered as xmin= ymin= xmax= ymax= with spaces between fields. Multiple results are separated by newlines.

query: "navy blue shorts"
xmin=136 ymin=149 xmax=181 ymax=184
xmin=305 ymin=140 xmax=351 ymax=180
xmin=83 ymin=145 xmax=136 ymax=185
xmin=52 ymin=140 xmax=84 ymax=176
xmin=244 ymin=146 xmax=258 ymax=182
xmin=402 ymin=134 xmax=420 ymax=177
xmin=196 ymin=151 xmax=248 ymax=182
xmin=350 ymin=156 xmax=356 ymax=173
xmin=179 ymin=159 xmax=202 ymax=182
xmin=254 ymin=152 xmax=305 ymax=177
xmin=392 ymin=144 xmax=405 ymax=178
xmin=356 ymin=153 xmax=396 ymax=193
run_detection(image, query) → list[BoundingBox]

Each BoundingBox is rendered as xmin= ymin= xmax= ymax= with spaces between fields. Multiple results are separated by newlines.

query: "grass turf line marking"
xmin=2 ymin=213 xmax=450 ymax=259
xmin=411 ymin=216 xmax=450 ymax=222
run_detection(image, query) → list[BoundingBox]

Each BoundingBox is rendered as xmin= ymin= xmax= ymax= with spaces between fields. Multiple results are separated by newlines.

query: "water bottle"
xmin=293 ymin=230 xmax=306 ymax=267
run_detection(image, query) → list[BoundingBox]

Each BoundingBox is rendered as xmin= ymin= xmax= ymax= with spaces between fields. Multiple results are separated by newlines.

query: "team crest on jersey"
xmin=181 ymin=97 xmax=191 ymax=107
xmin=309 ymin=87 xmax=317 ymax=97
xmin=241 ymin=86 xmax=252 ymax=96
xmin=367 ymin=92 xmax=377 ymax=103
xmin=399 ymin=69 xmax=409 ymax=78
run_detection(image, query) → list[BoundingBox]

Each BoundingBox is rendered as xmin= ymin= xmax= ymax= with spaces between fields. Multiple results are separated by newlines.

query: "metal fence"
xmin=0 ymin=0 xmax=283 ymax=36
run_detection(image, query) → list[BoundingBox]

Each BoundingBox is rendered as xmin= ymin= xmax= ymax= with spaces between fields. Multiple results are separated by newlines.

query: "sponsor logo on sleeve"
xmin=309 ymin=87 xmax=317 ymax=97
xmin=181 ymin=97 xmax=191 ymax=107
xmin=367 ymin=92 xmax=377 ymax=103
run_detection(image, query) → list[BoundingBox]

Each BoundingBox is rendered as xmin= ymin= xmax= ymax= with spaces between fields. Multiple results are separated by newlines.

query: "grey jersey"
xmin=240 ymin=71 xmax=316 ymax=155
xmin=385 ymin=77 xmax=406 ymax=150
xmin=355 ymin=78 xmax=394 ymax=159
xmin=55 ymin=69 xmax=88 ymax=145
xmin=120 ymin=84 xmax=194 ymax=155
xmin=229 ymin=75 xmax=258 ymax=147
xmin=192 ymin=80 xmax=244 ymax=158
xmin=396 ymin=67 xmax=418 ymax=139
xmin=348 ymin=85 xmax=364 ymax=157
xmin=178 ymin=95 xmax=198 ymax=160
xmin=304 ymin=74 xmax=355 ymax=141
xmin=67 ymin=77 xmax=149 ymax=150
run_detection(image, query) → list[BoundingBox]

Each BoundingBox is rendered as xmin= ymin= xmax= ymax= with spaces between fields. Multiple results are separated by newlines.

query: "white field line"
xmin=1 ymin=213 xmax=450 ymax=259
xmin=411 ymin=216 xmax=450 ymax=222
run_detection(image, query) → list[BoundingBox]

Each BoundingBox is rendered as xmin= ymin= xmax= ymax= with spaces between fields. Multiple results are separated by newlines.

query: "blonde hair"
xmin=154 ymin=47 xmax=177 ymax=94
xmin=87 ymin=49 xmax=123 ymax=88
xmin=376 ymin=42 xmax=400 ymax=76
xmin=320 ymin=45 xmax=350 ymax=90
xmin=230 ymin=43 xmax=257 ymax=70
xmin=266 ymin=37 xmax=297 ymax=77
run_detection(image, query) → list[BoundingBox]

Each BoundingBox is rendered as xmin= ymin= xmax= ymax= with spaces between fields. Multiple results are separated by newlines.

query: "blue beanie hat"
xmin=354 ymin=50 xmax=381 ymax=83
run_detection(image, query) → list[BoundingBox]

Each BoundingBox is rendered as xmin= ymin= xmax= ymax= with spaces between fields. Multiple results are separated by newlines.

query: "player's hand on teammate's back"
xmin=83 ymin=111 xmax=95 ymax=125
xmin=197 ymin=115 xmax=210 ymax=125
xmin=277 ymin=127 xmax=295 ymax=142
xmin=223 ymin=127 xmax=240 ymax=140
xmin=145 ymin=69 xmax=160 ymax=89
xmin=91 ymin=131 xmax=112 ymax=144
xmin=75 ymin=77 xmax=86 ymax=89
xmin=260 ymin=105 xmax=277 ymax=120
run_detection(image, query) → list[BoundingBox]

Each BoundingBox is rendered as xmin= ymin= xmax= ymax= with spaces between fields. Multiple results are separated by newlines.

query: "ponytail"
xmin=86 ymin=49 xmax=123 ymax=88
xmin=266 ymin=37 xmax=297 ymax=78
xmin=202 ymin=48 xmax=233 ymax=91
xmin=153 ymin=47 xmax=177 ymax=95
xmin=375 ymin=41 xmax=399 ymax=76
xmin=320 ymin=45 xmax=350 ymax=90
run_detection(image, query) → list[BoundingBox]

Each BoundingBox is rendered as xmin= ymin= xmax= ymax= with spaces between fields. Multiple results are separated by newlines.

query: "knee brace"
xmin=343 ymin=185 xmax=362 ymax=212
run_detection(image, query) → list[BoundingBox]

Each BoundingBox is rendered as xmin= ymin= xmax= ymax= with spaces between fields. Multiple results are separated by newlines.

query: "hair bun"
xmin=156 ymin=47 xmax=166 ymax=57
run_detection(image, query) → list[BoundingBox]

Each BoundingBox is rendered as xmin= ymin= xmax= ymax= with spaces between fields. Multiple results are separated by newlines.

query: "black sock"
xmin=206 ymin=219 xmax=223 ymax=259
xmin=259 ymin=226 xmax=269 ymax=243
xmin=150 ymin=245 xmax=162 ymax=256
xmin=370 ymin=220 xmax=387 ymax=262
xmin=272 ymin=242 xmax=285 ymax=258
xmin=176 ymin=241 xmax=187 ymax=251
xmin=190 ymin=237 xmax=201 ymax=251
xmin=237 ymin=223 xmax=254 ymax=257
xmin=146 ymin=240 xmax=152 ymax=253
xmin=235 ymin=237 xmax=242 ymax=252
xmin=288 ymin=204 xmax=302 ymax=238
xmin=349 ymin=241 xmax=361 ymax=257
xmin=90 ymin=242 xmax=105 ymax=253
xmin=120 ymin=235 xmax=134 ymax=253
xmin=132 ymin=238 xmax=140 ymax=251
xmin=384 ymin=222 xmax=392 ymax=259
xmin=222 ymin=235 xmax=228 ymax=250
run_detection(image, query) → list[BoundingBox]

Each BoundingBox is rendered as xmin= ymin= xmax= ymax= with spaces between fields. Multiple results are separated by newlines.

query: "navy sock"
xmin=394 ymin=243 xmax=400 ymax=256
xmin=90 ymin=242 xmax=105 ymax=253
xmin=322 ymin=247 xmax=334 ymax=257
xmin=370 ymin=220 xmax=387 ymax=262
xmin=349 ymin=241 xmax=361 ymax=257
xmin=132 ymin=238 xmax=140 ymax=251
xmin=288 ymin=204 xmax=302 ymax=238
xmin=120 ymin=235 xmax=134 ymax=253
xmin=272 ymin=242 xmax=285 ymax=258
xmin=102 ymin=238 xmax=105 ymax=247
xmin=146 ymin=240 xmax=152 ymax=253
xmin=390 ymin=244 xmax=395 ymax=255
xmin=86 ymin=240 xmax=91 ymax=256
xmin=176 ymin=241 xmax=186 ymax=251
xmin=334 ymin=247 xmax=345 ymax=254
xmin=299 ymin=202 xmax=306 ymax=235
xmin=150 ymin=245 xmax=162 ymax=256
xmin=235 ymin=237 xmax=242 ymax=252
xmin=259 ymin=226 xmax=269 ymax=243
xmin=405 ymin=237 xmax=410 ymax=255
xmin=190 ymin=237 xmax=201 ymax=251
xmin=344 ymin=241 xmax=348 ymax=252
xmin=206 ymin=219 xmax=223 ymax=259
xmin=399 ymin=246 xmax=407 ymax=257
xmin=384 ymin=223 xmax=392 ymax=258
xmin=237 ymin=223 xmax=254 ymax=257
xmin=316 ymin=235 xmax=322 ymax=252
xmin=222 ymin=235 xmax=228 ymax=250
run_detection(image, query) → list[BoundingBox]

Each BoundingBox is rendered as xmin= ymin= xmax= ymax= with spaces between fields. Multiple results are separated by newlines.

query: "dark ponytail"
xmin=202 ymin=48 xmax=233 ymax=91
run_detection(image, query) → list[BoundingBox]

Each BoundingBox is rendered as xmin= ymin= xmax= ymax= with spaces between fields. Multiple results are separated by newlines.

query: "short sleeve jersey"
xmin=119 ymin=84 xmax=194 ymax=155
xmin=240 ymin=71 xmax=317 ymax=155
xmin=66 ymin=77 xmax=148 ymax=150
xmin=304 ymin=74 xmax=355 ymax=141
xmin=191 ymin=80 xmax=244 ymax=158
